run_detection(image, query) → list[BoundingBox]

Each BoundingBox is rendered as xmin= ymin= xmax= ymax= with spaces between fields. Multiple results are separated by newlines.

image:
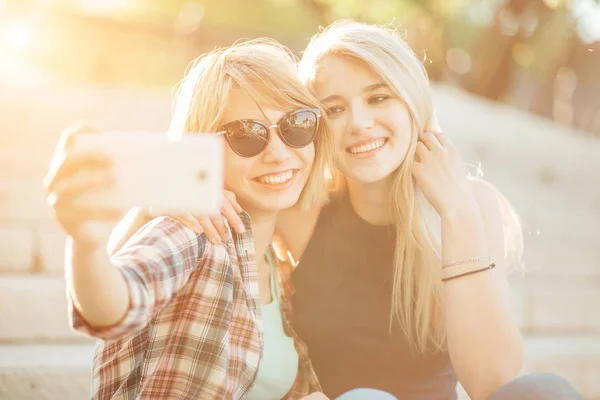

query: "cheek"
xmin=223 ymin=148 xmax=251 ymax=188
xmin=328 ymin=118 xmax=348 ymax=152
xmin=389 ymin=106 xmax=413 ymax=144
xmin=298 ymin=144 xmax=316 ymax=169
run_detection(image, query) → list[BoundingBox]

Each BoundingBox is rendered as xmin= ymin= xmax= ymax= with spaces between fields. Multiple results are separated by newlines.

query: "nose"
xmin=349 ymin=102 xmax=375 ymax=135
xmin=261 ymin=125 xmax=292 ymax=163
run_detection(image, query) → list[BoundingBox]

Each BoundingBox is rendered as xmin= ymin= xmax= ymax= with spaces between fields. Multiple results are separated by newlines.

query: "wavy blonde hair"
xmin=299 ymin=20 xmax=523 ymax=353
xmin=169 ymin=38 xmax=332 ymax=209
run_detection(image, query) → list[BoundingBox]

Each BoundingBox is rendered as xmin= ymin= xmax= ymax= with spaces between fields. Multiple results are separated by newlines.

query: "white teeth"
xmin=348 ymin=139 xmax=386 ymax=154
xmin=257 ymin=170 xmax=294 ymax=184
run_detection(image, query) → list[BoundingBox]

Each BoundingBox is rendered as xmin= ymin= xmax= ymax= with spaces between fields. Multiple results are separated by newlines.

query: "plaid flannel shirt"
xmin=68 ymin=215 xmax=321 ymax=399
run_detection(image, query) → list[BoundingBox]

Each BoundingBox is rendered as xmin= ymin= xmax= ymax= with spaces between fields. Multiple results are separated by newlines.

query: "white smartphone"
xmin=70 ymin=131 xmax=223 ymax=215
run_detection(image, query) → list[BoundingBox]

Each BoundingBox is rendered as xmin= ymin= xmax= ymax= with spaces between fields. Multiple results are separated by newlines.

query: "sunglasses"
xmin=217 ymin=108 xmax=321 ymax=158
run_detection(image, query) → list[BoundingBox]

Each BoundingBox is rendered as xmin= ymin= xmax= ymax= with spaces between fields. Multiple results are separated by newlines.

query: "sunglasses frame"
xmin=217 ymin=107 xmax=321 ymax=158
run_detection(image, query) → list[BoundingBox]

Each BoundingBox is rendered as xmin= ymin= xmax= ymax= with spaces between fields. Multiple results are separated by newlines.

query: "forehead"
xmin=220 ymin=87 xmax=286 ymax=125
xmin=313 ymin=55 xmax=383 ymax=100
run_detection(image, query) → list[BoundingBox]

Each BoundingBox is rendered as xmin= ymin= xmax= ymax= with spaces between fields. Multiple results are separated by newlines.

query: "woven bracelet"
xmin=441 ymin=263 xmax=496 ymax=282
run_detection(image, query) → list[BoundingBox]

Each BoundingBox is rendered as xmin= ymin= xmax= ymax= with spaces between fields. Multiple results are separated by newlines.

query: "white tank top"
xmin=245 ymin=249 xmax=299 ymax=399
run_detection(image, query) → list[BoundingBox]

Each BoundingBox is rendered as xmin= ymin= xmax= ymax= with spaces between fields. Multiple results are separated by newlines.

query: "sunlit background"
xmin=0 ymin=0 xmax=599 ymax=399
xmin=2 ymin=0 xmax=599 ymax=129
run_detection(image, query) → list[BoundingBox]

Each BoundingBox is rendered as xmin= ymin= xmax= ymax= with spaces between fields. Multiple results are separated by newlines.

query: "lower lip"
xmin=252 ymin=170 xmax=298 ymax=191
xmin=346 ymin=139 xmax=387 ymax=159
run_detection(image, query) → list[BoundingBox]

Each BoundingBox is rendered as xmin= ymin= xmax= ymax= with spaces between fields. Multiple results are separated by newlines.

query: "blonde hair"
xmin=299 ymin=20 xmax=523 ymax=353
xmin=169 ymin=38 xmax=332 ymax=209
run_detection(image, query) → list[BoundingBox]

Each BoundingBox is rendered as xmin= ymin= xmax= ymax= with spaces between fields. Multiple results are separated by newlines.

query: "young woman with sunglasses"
xmin=106 ymin=22 xmax=583 ymax=400
xmin=43 ymin=39 xmax=333 ymax=399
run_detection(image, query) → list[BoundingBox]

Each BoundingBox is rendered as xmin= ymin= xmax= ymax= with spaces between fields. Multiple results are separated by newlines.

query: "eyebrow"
xmin=320 ymin=83 xmax=390 ymax=103
xmin=364 ymin=83 xmax=389 ymax=92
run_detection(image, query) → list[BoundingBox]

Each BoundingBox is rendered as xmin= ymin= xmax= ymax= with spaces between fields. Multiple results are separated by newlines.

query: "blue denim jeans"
xmin=488 ymin=373 xmax=583 ymax=400
xmin=333 ymin=373 xmax=583 ymax=400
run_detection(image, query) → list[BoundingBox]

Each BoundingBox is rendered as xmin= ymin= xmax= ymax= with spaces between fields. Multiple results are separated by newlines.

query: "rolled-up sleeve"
xmin=68 ymin=216 xmax=206 ymax=340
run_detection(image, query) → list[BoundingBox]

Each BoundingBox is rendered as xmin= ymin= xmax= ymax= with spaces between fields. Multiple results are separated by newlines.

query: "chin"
xmin=355 ymin=174 xmax=389 ymax=185
xmin=341 ymin=166 xmax=391 ymax=184
xmin=258 ymin=197 xmax=300 ymax=213
xmin=253 ymin=185 xmax=305 ymax=212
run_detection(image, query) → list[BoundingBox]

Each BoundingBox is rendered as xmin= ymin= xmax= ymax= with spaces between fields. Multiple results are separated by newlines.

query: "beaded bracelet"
xmin=441 ymin=263 xmax=496 ymax=282
xmin=442 ymin=255 xmax=490 ymax=269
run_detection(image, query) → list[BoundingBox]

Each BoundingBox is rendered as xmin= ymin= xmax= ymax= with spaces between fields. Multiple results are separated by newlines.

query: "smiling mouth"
xmin=347 ymin=138 xmax=387 ymax=154
xmin=253 ymin=169 xmax=297 ymax=185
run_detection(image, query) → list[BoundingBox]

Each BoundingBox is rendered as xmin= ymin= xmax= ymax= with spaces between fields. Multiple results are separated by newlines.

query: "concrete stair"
xmin=0 ymin=336 xmax=598 ymax=400
xmin=1 ymin=274 xmax=599 ymax=342
xmin=0 ymin=344 xmax=93 ymax=400
xmin=0 ymin=275 xmax=598 ymax=398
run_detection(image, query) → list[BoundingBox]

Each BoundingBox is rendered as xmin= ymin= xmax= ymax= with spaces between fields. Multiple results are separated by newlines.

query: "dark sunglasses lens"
xmin=279 ymin=110 xmax=318 ymax=147
xmin=226 ymin=121 xmax=268 ymax=157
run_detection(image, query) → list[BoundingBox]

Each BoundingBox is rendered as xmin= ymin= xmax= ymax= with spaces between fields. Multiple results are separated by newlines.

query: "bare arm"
xmin=413 ymin=131 xmax=523 ymax=399
xmin=67 ymin=238 xmax=131 ymax=329
xmin=442 ymin=179 xmax=523 ymax=400
xmin=68 ymin=217 xmax=203 ymax=340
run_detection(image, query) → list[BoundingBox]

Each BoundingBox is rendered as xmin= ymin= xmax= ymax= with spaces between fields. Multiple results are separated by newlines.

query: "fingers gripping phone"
xmin=70 ymin=132 xmax=223 ymax=214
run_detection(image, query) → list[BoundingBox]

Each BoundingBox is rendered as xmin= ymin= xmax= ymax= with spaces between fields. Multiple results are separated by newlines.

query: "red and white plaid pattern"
xmin=68 ymin=215 xmax=321 ymax=399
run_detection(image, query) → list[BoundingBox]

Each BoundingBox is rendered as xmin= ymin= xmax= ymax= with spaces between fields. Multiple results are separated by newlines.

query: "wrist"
xmin=70 ymin=236 xmax=104 ymax=255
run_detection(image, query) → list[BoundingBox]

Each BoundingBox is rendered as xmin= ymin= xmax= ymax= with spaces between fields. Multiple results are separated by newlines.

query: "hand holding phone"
xmin=43 ymin=129 xmax=223 ymax=247
xmin=70 ymin=131 xmax=223 ymax=214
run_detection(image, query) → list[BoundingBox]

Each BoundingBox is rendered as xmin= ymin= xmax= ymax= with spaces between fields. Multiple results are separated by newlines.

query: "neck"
xmin=245 ymin=208 xmax=277 ymax=263
xmin=346 ymin=173 xmax=396 ymax=226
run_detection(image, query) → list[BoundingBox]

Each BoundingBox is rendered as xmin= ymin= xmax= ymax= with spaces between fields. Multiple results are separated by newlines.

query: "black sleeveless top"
xmin=291 ymin=193 xmax=458 ymax=399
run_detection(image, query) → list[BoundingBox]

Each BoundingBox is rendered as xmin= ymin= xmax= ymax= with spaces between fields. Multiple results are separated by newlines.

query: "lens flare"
xmin=5 ymin=23 xmax=32 ymax=50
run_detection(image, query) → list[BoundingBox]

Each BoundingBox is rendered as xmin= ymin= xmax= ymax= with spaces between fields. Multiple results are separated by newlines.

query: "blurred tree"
xmin=465 ymin=0 xmax=561 ymax=101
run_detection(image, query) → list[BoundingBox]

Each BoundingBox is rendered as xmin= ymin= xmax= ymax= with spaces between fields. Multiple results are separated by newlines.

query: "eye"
xmin=325 ymin=106 xmax=345 ymax=116
xmin=368 ymin=95 xmax=389 ymax=104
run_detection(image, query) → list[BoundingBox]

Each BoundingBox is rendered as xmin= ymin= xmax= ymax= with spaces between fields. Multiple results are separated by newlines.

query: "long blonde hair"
xmin=299 ymin=20 xmax=523 ymax=353
xmin=169 ymin=38 xmax=332 ymax=209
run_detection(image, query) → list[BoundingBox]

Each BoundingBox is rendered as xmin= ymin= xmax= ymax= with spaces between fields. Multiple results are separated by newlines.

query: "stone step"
xmin=0 ymin=216 xmax=598 ymax=276
xmin=0 ymin=147 xmax=54 ymax=220
xmin=520 ymin=335 xmax=600 ymax=399
xmin=0 ymin=276 xmax=91 ymax=342
xmin=0 ymin=224 xmax=36 ymax=274
xmin=520 ymin=229 xmax=600 ymax=278
xmin=0 ymin=220 xmax=118 ymax=274
xmin=0 ymin=344 xmax=93 ymax=400
xmin=0 ymin=273 xmax=599 ymax=342
xmin=34 ymin=223 xmax=117 ymax=275
xmin=0 ymin=335 xmax=598 ymax=399
xmin=509 ymin=276 xmax=600 ymax=334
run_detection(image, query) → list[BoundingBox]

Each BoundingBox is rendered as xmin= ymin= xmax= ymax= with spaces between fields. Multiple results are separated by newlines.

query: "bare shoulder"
xmin=468 ymin=177 xmax=523 ymax=272
xmin=467 ymin=176 xmax=519 ymax=233
xmin=468 ymin=178 xmax=505 ymax=242
xmin=469 ymin=177 xmax=524 ymax=270
xmin=468 ymin=177 xmax=503 ymax=210
xmin=274 ymin=203 xmax=322 ymax=262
